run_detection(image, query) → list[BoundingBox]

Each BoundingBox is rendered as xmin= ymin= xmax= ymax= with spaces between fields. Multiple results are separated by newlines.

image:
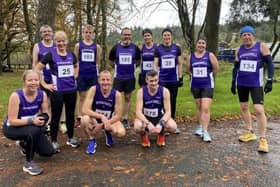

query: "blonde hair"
xmin=83 ymin=24 xmax=95 ymax=32
xmin=40 ymin=25 xmax=52 ymax=33
xmin=22 ymin=70 xmax=40 ymax=81
xmin=54 ymin=30 xmax=68 ymax=43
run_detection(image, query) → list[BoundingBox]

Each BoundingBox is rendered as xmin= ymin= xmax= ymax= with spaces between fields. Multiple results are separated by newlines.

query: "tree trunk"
xmin=35 ymin=0 xmax=57 ymax=43
xmin=100 ymin=0 xmax=107 ymax=70
xmin=204 ymin=0 xmax=221 ymax=55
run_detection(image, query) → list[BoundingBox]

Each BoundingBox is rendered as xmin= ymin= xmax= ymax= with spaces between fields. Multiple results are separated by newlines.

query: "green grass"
xmin=1 ymin=63 xmax=280 ymax=123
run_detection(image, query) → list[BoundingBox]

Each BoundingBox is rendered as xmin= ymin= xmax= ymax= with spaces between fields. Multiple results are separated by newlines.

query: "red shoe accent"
xmin=141 ymin=133 xmax=150 ymax=147
xmin=157 ymin=134 xmax=165 ymax=146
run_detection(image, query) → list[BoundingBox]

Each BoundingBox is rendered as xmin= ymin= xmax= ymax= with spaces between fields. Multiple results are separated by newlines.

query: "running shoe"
xmin=122 ymin=119 xmax=130 ymax=129
xmin=86 ymin=139 xmax=97 ymax=154
xmin=141 ymin=133 xmax=151 ymax=147
xmin=66 ymin=137 xmax=80 ymax=148
xmin=202 ymin=130 xmax=212 ymax=142
xmin=51 ymin=142 xmax=60 ymax=153
xmin=104 ymin=130 xmax=114 ymax=147
xmin=239 ymin=130 xmax=257 ymax=142
xmin=23 ymin=161 xmax=43 ymax=176
xmin=174 ymin=127 xmax=181 ymax=134
xmin=258 ymin=137 xmax=269 ymax=153
xmin=157 ymin=134 xmax=166 ymax=147
xmin=194 ymin=125 xmax=203 ymax=137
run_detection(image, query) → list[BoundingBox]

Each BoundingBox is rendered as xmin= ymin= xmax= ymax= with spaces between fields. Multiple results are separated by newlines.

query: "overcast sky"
xmin=120 ymin=0 xmax=232 ymax=28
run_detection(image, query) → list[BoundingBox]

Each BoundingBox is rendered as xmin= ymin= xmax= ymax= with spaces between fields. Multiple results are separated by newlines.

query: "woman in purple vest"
xmin=35 ymin=31 xmax=79 ymax=152
xmin=186 ymin=37 xmax=219 ymax=142
xmin=3 ymin=70 xmax=54 ymax=176
xmin=80 ymin=70 xmax=125 ymax=154
xmin=154 ymin=28 xmax=183 ymax=133
xmin=74 ymin=24 xmax=101 ymax=127
xmin=138 ymin=28 xmax=157 ymax=87
xmin=231 ymin=25 xmax=274 ymax=153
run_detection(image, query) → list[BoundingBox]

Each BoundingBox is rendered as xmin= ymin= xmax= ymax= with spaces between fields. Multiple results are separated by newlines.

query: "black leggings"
xmin=49 ymin=90 xmax=77 ymax=141
xmin=3 ymin=125 xmax=54 ymax=161
xmin=159 ymin=82 xmax=178 ymax=119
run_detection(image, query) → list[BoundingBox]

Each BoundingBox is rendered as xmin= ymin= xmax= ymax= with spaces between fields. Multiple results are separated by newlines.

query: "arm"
xmin=109 ymin=91 xmax=122 ymax=124
xmin=153 ymin=48 xmax=159 ymax=72
xmin=40 ymin=92 xmax=49 ymax=114
xmin=73 ymin=52 xmax=79 ymax=79
xmin=32 ymin=43 xmax=39 ymax=69
xmin=209 ymin=52 xmax=219 ymax=76
xmin=177 ymin=46 xmax=183 ymax=78
xmin=74 ymin=43 xmax=79 ymax=61
xmin=96 ymin=44 xmax=102 ymax=66
xmin=108 ymin=45 xmax=116 ymax=68
xmin=135 ymin=88 xmax=150 ymax=124
xmin=135 ymin=45 xmax=141 ymax=67
xmin=161 ymin=87 xmax=171 ymax=122
xmin=186 ymin=55 xmax=191 ymax=75
xmin=261 ymin=42 xmax=274 ymax=80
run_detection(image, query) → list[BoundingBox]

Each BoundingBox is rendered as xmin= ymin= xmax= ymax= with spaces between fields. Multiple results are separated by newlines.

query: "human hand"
xmin=264 ymin=80 xmax=273 ymax=94
xmin=178 ymin=76 xmax=183 ymax=87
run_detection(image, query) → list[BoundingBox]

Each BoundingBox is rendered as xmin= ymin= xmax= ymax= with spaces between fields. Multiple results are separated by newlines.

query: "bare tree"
xmin=204 ymin=0 xmax=221 ymax=54
xmin=35 ymin=0 xmax=57 ymax=42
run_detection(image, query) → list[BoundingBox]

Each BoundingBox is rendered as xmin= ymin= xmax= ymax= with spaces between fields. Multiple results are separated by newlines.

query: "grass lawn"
xmin=1 ymin=63 xmax=279 ymax=123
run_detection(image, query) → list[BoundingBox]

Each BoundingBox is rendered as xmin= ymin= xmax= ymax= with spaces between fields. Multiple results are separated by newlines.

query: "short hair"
xmin=121 ymin=27 xmax=132 ymax=35
xmin=39 ymin=25 xmax=52 ymax=33
xmin=146 ymin=70 xmax=158 ymax=79
xmin=142 ymin=28 xmax=153 ymax=36
xmin=22 ymin=70 xmax=40 ymax=82
xmin=83 ymin=24 xmax=95 ymax=32
xmin=196 ymin=35 xmax=207 ymax=43
xmin=162 ymin=28 xmax=172 ymax=35
xmin=54 ymin=30 xmax=68 ymax=42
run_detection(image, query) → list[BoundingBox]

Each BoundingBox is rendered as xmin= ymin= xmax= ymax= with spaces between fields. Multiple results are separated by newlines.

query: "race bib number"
xmin=58 ymin=65 xmax=74 ymax=78
xmin=193 ymin=67 xmax=207 ymax=78
xmin=143 ymin=108 xmax=158 ymax=118
xmin=240 ymin=60 xmax=257 ymax=72
xmin=96 ymin=109 xmax=111 ymax=118
xmin=142 ymin=61 xmax=153 ymax=71
xmin=81 ymin=52 xmax=95 ymax=62
xmin=119 ymin=54 xmax=132 ymax=65
xmin=161 ymin=58 xmax=175 ymax=69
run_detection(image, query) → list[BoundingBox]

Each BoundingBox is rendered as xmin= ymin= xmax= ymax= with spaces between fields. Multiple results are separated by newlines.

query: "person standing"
xmin=3 ymin=70 xmax=54 ymax=176
xmin=74 ymin=24 xmax=101 ymax=127
xmin=186 ymin=37 xmax=219 ymax=142
xmin=35 ymin=31 xmax=79 ymax=152
xmin=134 ymin=70 xmax=177 ymax=147
xmin=231 ymin=25 xmax=274 ymax=153
xmin=154 ymin=28 xmax=183 ymax=133
xmin=81 ymin=70 xmax=125 ymax=154
xmin=109 ymin=27 xmax=141 ymax=129
xmin=138 ymin=28 xmax=157 ymax=87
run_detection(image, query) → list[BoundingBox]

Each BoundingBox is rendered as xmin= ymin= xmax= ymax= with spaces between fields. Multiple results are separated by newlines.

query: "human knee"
xmin=254 ymin=105 xmax=265 ymax=116
xmin=80 ymin=115 xmax=91 ymax=128
xmin=133 ymin=119 xmax=144 ymax=132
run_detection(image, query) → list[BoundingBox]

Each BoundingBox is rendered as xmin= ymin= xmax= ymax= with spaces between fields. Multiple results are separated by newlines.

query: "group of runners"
xmin=2 ymin=24 xmax=274 ymax=176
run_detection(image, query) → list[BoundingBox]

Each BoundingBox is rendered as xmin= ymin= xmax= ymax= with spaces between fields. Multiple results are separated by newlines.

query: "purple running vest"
xmin=92 ymin=85 xmax=116 ymax=119
xmin=114 ymin=43 xmax=138 ymax=79
xmin=3 ymin=89 xmax=43 ymax=126
xmin=49 ymin=48 xmax=77 ymax=92
xmin=140 ymin=43 xmax=157 ymax=74
xmin=237 ymin=42 xmax=263 ymax=87
xmin=142 ymin=86 xmax=164 ymax=119
xmin=78 ymin=41 xmax=98 ymax=77
xmin=190 ymin=51 xmax=214 ymax=88
xmin=38 ymin=41 xmax=55 ymax=83
xmin=156 ymin=44 xmax=180 ymax=83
